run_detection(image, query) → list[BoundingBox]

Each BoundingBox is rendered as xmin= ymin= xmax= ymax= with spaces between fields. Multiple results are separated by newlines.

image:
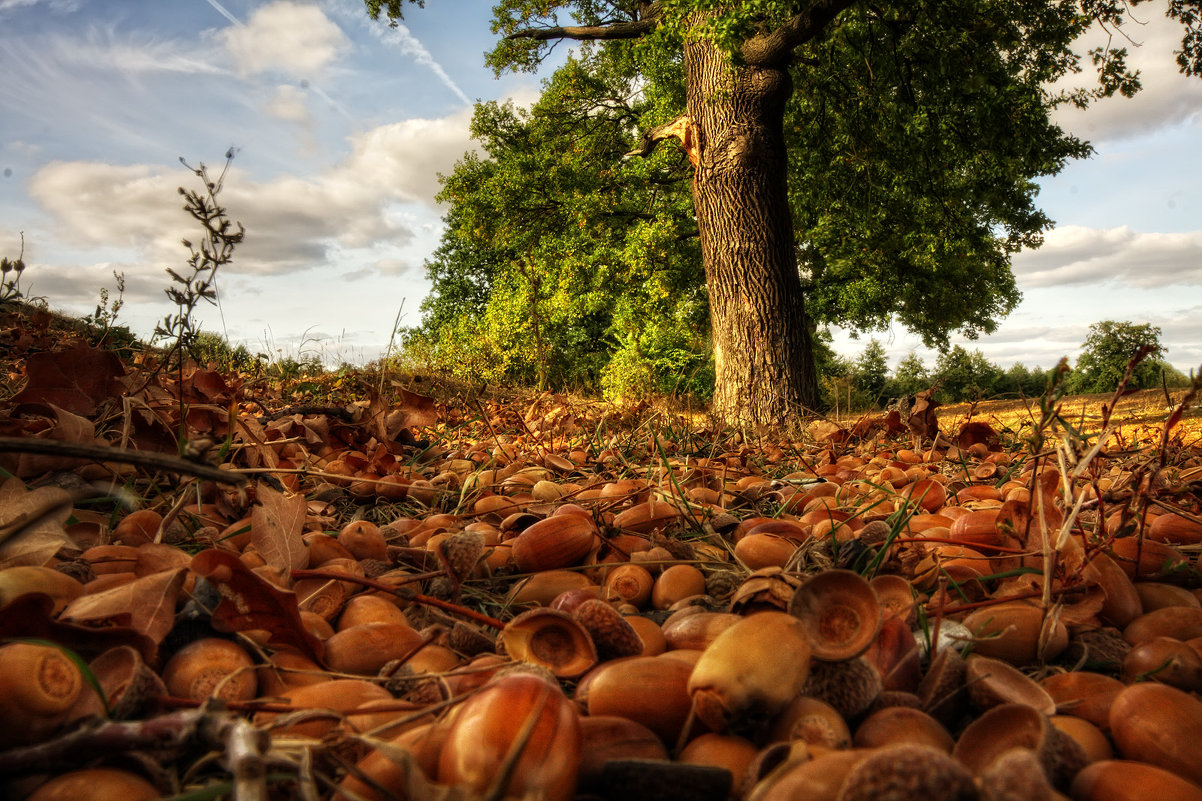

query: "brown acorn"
xmin=439 ymin=673 xmax=581 ymax=801
xmin=688 ymin=611 xmax=812 ymax=731
xmin=1109 ymin=681 xmax=1202 ymax=787
xmin=586 ymin=655 xmax=695 ymax=744
xmin=162 ymin=637 xmax=257 ymax=703
xmin=1071 ymin=759 xmax=1202 ymax=801
xmin=26 ymin=768 xmax=160 ymax=801
xmin=0 ymin=642 xmax=84 ymax=748
xmin=511 ymin=514 xmax=598 ymax=573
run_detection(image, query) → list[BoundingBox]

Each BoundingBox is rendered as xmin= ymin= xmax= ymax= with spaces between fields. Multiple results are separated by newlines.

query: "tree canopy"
xmin=369 ymin=0 xmax=1202 ymax=421
xmin=1069 ymin=320 xmax=1176 ymax=394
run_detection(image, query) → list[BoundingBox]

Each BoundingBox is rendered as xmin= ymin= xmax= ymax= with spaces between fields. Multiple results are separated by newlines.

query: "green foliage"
xmin=1068 ymin=320 xmax=1173 ymax=394
xmin=933 ymin=345 xmax=1004 ymax=402
xmin=403 ymin=45 xmax=704 ymax=399
xmin=190 ymin=331 xmax=260 ymax=374
xmin=853 ymin=339 xmax=889 ymax=403
xmin=889 ymin=352 xmax=930 ymax=397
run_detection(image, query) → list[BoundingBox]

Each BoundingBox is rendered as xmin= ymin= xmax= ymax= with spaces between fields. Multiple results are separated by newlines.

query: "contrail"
xmin=379 ymin=21 xmax=472 ymax=106
xmin=202 ymin=0 xmax=243 ymax=27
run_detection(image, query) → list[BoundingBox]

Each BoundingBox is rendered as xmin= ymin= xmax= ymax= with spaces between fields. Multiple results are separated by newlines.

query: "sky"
xmin=1 ymin=0 xmax=1200 ymax=378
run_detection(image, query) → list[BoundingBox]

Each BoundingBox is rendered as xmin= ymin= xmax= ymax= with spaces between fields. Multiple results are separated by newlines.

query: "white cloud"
xmin=220 ymin=1 xmax=349 ymax=79
xmin=25 ymin=108 xmax=475 ymax=279
xmin=1012 ymin=225 xmax=1202 ymax=288
xmin=1053 ymin=5 xmax=1202 ymax=141
xmin=263 ymin=84 xmax=312 ymax=124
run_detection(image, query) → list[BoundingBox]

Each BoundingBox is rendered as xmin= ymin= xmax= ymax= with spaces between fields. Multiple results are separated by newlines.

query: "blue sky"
xmin=2 ymin=0 xmax=1200 ymax=377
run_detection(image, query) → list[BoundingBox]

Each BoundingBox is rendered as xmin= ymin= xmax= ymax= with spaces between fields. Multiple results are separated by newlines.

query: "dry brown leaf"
xmin=9 ymin=402 xmax=101 ymax=477
xmin=0 ymin=477 xmax=75 ymax=568
xmin=9 ymin=341 xmax=126 ymax=416
xmin=251 ymin=481 xmax=309 ymax=572
xmin=190 ymin=548 xmax=324 ymax=664
xmin=61 ymin=567 xmax=187 ymax=657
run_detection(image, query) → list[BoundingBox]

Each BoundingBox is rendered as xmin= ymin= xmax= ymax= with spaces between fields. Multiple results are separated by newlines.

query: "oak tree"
xmin=367 ymin=0 xmax=1202 ymax=427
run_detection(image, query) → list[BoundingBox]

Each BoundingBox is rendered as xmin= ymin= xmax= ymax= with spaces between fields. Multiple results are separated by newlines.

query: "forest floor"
xmin=1 ymin=299 xmax=1201 ymax=801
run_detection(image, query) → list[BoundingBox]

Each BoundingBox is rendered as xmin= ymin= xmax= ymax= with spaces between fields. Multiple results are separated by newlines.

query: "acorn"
xmin=1071 ymin=759 xmax=1202 ymax=801
xmin=26 ymin=768 xmax=159 ymax=801
xmin=256 ymin=679 xmax=393 ymax=738
xmin=603 ymin=563 xmax=655 ymax=608
xmin=853 ymin=706 xmax=954 ymax=752
xmin=323 ymin=621 xmax=426 ymax=676
xmin=962 ymin=602 xmax=1068 ymax=665
xmin=801 ymin=655 xmax=882 ymax=719
xmin=838 ymin=744 xmax=976 ymax=801
xmin=1121 ymin=636 xmax=1202 ymax=691
xmin=337 ymin=520 xmax=388 ymax=561
xmin=578 ymin=716 xmax=669 ymax=790
xmin=662 ymin=611 xmax=742 ymax=650
xmin=162 ymin=637 xmax=257 ymax=703
xmin=1039 ymin=671 xmax=1124 ymax=733
xmin=688 ymin=611 xmax=812 ymax=731
xmin=573 ymin=598 xmax=644 ymax=660
xmin=652 ymin=564 xmax=709 ymax=610
xmin=965 ymin=655 xmax=1056 ymax=714
xmin=586 ymin=655 xmax=695 ymax=744
xmin=511 ymin=514 xmax=598 ymax=573
xmin=766 ymin=695 xmax=851 ymax=749
xmin=438 ymin=673 xmax=581 ymax=801
xmin=1108 ymin=681 xmax=1202 ymax=787
xmin=1049 ymin=715 xmax=1113 ymax=763
xmin=977 ymin=747 xmax=1056 ymax=801
xmin=0 ymin=642 xmax=84 ymax=748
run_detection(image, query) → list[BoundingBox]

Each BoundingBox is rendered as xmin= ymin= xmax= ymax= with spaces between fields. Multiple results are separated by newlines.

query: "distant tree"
xmin=999 ymin=361 xmax=1050 ymax=397
xmin=854 ymin=339 xmax=889 ymax=405
xmin=889 ymin=352 xmax=930 ymax=398
xmin=934 ymin=346 xmax=1004 ymax=402
xmin=1069 ymin=320 xmax=1170 ymax=394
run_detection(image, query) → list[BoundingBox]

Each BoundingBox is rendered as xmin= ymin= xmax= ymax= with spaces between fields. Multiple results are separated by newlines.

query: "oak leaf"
xmin=190 ymin=548 xmax=324 ymax=664
xmin=61 ymin=567 xmax=187 ymax=660
xmin=0 ymin=478 xmax=75 ymax=568
xmin=251 ymin=481 xmax=309 ymax=573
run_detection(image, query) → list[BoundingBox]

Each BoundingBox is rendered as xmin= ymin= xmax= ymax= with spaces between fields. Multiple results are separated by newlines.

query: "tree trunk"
xmin=684 ymin=36 xmax=820 ymax=428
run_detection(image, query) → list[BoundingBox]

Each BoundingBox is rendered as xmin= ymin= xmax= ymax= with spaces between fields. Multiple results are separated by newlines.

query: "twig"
xmin=0 ymin=437 xmax=247 ymax=485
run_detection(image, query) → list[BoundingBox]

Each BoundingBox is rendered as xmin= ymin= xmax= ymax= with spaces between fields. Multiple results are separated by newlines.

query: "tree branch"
xmin=623 ymin=115 xmax=699 ymax=167
xmin=507 ymin=17 xmax=658 ymax=42
xmin=742 ymin=0 xmax=858 ymax=66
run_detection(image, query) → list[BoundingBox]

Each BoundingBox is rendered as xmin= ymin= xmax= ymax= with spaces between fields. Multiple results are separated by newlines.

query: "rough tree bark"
xmin=684 ymin=36 xmax=819 ymax=428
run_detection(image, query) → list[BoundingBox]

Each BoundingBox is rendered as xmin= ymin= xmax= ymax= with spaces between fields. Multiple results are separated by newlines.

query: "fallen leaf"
xmin=61 ymin=568 xmax=187 ymax=659
xmin=0 ymin=478 xmax=76 ymax=567
xmin=251 ymin=481 xmax=309 ymax=572
xmin=0 ymin=593 xmax=156 ymax=661
xmin=10 ymin=341 xmax=126 ymax=416
xmin=190 ymin=548 xmax=324 ymax=664
xmin=9 ymin=402 xmax=101 ymax=477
